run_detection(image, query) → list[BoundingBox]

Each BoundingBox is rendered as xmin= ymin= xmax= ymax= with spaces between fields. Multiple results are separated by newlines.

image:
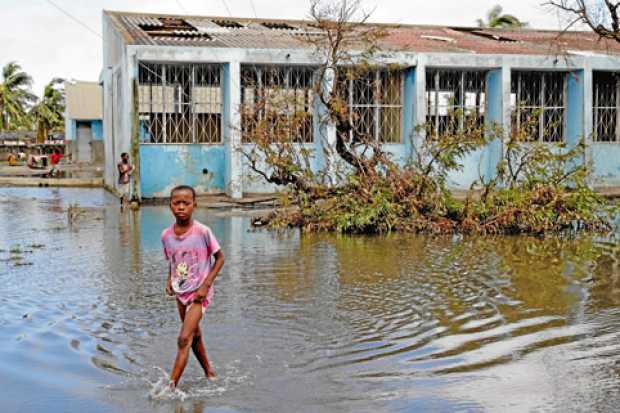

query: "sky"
xmin=1 ymin=0 xmax=569 ymax=95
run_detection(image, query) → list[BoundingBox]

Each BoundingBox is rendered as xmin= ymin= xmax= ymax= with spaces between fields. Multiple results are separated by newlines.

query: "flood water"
xmin=2 ymin=187 xmax=620 ymax=412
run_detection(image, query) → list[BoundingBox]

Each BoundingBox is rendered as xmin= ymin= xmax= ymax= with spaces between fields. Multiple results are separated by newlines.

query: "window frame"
xmin=425 ymin=68 xmax=488 ymax=139
xmin=138 ymin=61 xmax=224 ymax=145
xmin=511 ymin=71 xmax=568 ymax=143
xmin=593 ymin=71 xmax=620 ymax=143
xmin=338 ymin=67 xmax=404 ymax=144
xmin=240 ymin=64 xmax=316 ymax=144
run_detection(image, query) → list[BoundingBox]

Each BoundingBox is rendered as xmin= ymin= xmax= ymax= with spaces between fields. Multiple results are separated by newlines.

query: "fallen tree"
xmin=242 ymin=0 xmax=617 ymax=235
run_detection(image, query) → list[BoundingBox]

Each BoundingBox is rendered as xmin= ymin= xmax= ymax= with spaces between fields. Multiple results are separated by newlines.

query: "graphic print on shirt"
xmin=170 ymin=249 xmax=201 ymax=293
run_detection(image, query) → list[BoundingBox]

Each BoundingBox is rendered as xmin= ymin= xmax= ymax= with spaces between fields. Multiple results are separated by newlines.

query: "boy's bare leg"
xmin=192 ymin=326 xmax=216 ymax=379
xmin=175 ymin=301 xmax=216 ymax=379
xmin=170 ymin=302 xmax=202 ymax=387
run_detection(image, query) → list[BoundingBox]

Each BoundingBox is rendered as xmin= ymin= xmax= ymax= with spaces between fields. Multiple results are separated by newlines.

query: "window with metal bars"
xmin=138 ymin=62 xmax=222 ymax=144
xmin=336 ymin=68 xmax=403 ymax=144
xmin=593 ymin=71 xmax=620 ymax=143
xmin=240 ymin=65 xmax=315 ymax=144
xmin=511 ymin=71 xmax=567 ymax=143
xmin=425 ymin=69 xmax=487 ymax=138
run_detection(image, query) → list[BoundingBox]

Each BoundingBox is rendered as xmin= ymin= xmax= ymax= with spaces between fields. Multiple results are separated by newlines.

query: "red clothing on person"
xmin=51 ymin=153 xmax=63 ymax=166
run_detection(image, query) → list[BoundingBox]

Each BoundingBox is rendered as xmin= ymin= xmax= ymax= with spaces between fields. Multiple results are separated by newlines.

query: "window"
xmin=511 ymin=71 xmax=566 ymax=143
xmin=138 ymin=62 xmax=222 ymax=144
xmin=593 ymin=71 xmax=619 ymax=143
xmin=426 ymin=69 xmax=487 ymax=138
xmin=337 ymin=68 xmax=403 ymax=144
xmin=241 ymin=65 xmax=315 ymax=143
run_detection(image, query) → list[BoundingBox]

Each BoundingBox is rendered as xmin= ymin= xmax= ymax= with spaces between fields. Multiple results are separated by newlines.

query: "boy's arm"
xmin=165 ymin=269 xmax=173 ymax=296
xmin=194 ymin=250 xmax=225 ymax=302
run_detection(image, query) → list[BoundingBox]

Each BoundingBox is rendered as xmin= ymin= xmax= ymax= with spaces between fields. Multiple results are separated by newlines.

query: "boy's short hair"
xmin=121 ymin=152 xmax=128 ymax=158
xmin=170 ymin=185 xmax=196 ymax=200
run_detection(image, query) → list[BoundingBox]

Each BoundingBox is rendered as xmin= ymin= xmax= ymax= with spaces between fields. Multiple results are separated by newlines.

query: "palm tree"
xmin=31 ymin=78 xmax=65 ymax=143
xmin=0 ymin=62 xmax=36 ymax=131
xmin=477 ymin=5 xmax=528 ymax=29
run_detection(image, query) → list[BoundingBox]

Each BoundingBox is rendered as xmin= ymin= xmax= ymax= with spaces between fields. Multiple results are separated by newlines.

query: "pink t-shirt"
xmin=161 ymin=220 xmax=221 ymax=304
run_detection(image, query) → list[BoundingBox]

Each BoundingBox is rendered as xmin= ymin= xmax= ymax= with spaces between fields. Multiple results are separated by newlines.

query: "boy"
xmin=117 ymin=153 xmax=134 ymax=209
xmin=161 ymin=185 xmax=225 ymax=387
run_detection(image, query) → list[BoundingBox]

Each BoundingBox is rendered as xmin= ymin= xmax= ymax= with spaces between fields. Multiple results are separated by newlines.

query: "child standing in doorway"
xmin=161 ymin=185 xmax=225 ymax=387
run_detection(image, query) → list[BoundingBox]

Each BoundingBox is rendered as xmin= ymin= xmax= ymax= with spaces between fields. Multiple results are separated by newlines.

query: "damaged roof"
xmin=104 ymin=10 xmax=620 ymax=56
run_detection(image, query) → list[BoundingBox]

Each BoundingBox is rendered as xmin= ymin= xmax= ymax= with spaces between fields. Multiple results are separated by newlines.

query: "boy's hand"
xmin=165 ymin=279 xmax=174 ymax=296
xmin=194 ymin=282 xmax=210 ymax=303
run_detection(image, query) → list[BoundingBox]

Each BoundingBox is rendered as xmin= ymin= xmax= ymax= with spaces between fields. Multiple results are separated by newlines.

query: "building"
xmin=65 ymin=80 xmax=104 ymax=164
xmin=101 ymin=10 xmax=620 ymax=199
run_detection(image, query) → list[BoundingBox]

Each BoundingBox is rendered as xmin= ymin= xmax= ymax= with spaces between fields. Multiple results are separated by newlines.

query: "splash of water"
xmin=147 ymin=367 xmax=187 ymax=401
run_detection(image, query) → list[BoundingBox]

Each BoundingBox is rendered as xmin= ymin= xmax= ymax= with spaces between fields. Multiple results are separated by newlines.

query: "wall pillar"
xmin=413 ymin=56 xmax=427 ymax=155
xmin=582 ymin=67 xmax=593 ymax=171
xmin=224 ymin=61 xmax=243 ymax=199
xmin=402 ymin=66 xmax=417 ymax=160
xmin=128 ymin=55 xmax=141 ymax=201
xmin=319 ymin=66 xmax=338 ymax=185
xmin=501 ymin=65 xmax=512 ymax=160
xmin=101 ymin=67 xmax=114 ymax=188
xmin=567 ymin=69 xmax=585 ymax=151
xmin=485 ymin=68 xmax=504 ymax=180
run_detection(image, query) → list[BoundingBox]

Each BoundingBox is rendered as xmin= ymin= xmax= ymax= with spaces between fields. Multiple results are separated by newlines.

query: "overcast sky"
xmin=2 ymin=0 xmax=568 ymax=95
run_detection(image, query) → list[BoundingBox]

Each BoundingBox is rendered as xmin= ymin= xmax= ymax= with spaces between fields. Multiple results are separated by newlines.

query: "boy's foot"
xmin=206 ymin=369 xmax=217 ymax=381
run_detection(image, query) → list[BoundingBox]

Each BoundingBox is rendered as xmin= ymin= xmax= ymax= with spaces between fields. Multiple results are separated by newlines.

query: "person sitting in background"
xmin=7 ymin=153 xmax=18 ymax=166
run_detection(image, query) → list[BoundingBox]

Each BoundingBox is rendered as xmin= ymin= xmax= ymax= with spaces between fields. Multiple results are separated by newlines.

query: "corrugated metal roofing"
xmin=104 ymin=10 xmax=620 ymax=56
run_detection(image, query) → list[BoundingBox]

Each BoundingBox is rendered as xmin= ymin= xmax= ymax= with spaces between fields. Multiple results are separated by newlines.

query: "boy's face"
xmin=170 ymin=189 xmax=196 ymax=222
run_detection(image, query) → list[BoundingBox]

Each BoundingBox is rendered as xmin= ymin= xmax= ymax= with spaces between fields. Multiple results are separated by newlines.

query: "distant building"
xmin=65 ymin=80 xmax=104 ymax=163
xmin=101 ymin=11 xmax=620 ymax=199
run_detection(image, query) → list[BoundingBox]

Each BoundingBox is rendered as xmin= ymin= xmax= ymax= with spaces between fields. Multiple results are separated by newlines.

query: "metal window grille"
xmin=425 ymin=69 xmax=487 ymax=138
xmin=511 ymin=71 xmax=567 ymax=143
xmin=240 ymin=65 xmax=315 ymax=144
xmin=336 ymin=68 xmax=403 ymax=144
xmin=593 ymin=71 xmax=620 ymax=143
xmin=138 ymin=62 xmax=222 ymax=144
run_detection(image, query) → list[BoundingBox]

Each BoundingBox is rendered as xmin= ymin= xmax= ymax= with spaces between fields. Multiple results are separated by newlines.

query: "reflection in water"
xmin=1 ymin=188 xmax=620 ymax=412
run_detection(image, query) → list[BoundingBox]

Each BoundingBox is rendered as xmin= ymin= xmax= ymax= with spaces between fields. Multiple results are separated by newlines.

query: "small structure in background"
xmin=0 ymin=132 xmax=35 ymax=161
xmin=64 ymin=81 xmax=104 ymax=164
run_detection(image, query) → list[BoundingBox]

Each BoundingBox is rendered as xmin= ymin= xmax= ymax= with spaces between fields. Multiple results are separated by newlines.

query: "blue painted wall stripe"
xmin=140 ymin=145 xmax=226 ymax=197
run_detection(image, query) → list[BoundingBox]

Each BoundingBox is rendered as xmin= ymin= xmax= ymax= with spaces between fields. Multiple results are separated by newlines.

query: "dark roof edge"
xmin=102 ymin=10 xmax=594 ymax=35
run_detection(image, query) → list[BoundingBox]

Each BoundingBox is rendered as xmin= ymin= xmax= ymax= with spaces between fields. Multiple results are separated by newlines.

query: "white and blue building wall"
xmin=101 ymin=23 xmax=620 ymax=199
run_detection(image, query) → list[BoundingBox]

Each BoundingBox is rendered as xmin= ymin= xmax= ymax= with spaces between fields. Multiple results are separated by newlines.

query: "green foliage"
xmin=0 ymin=62 xmax=66 ymax=136
xmin=0 ymin=62 xmax=36 ymax=131
xmin=477 ymin=5 xmax=528 ymax=28
xmin=258 ymin=120 xmax=617 ymax=235
xmin=31 ymin=78 xmax=65 ymax=142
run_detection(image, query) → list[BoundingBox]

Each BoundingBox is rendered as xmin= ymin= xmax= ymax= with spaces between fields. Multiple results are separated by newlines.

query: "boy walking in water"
xmin=161 ymin=185 xmax=225 ymax=387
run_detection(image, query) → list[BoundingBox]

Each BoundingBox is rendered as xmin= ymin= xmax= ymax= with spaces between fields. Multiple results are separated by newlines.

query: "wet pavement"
xmin=2 ymin=187 xmax=620 ymax=412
